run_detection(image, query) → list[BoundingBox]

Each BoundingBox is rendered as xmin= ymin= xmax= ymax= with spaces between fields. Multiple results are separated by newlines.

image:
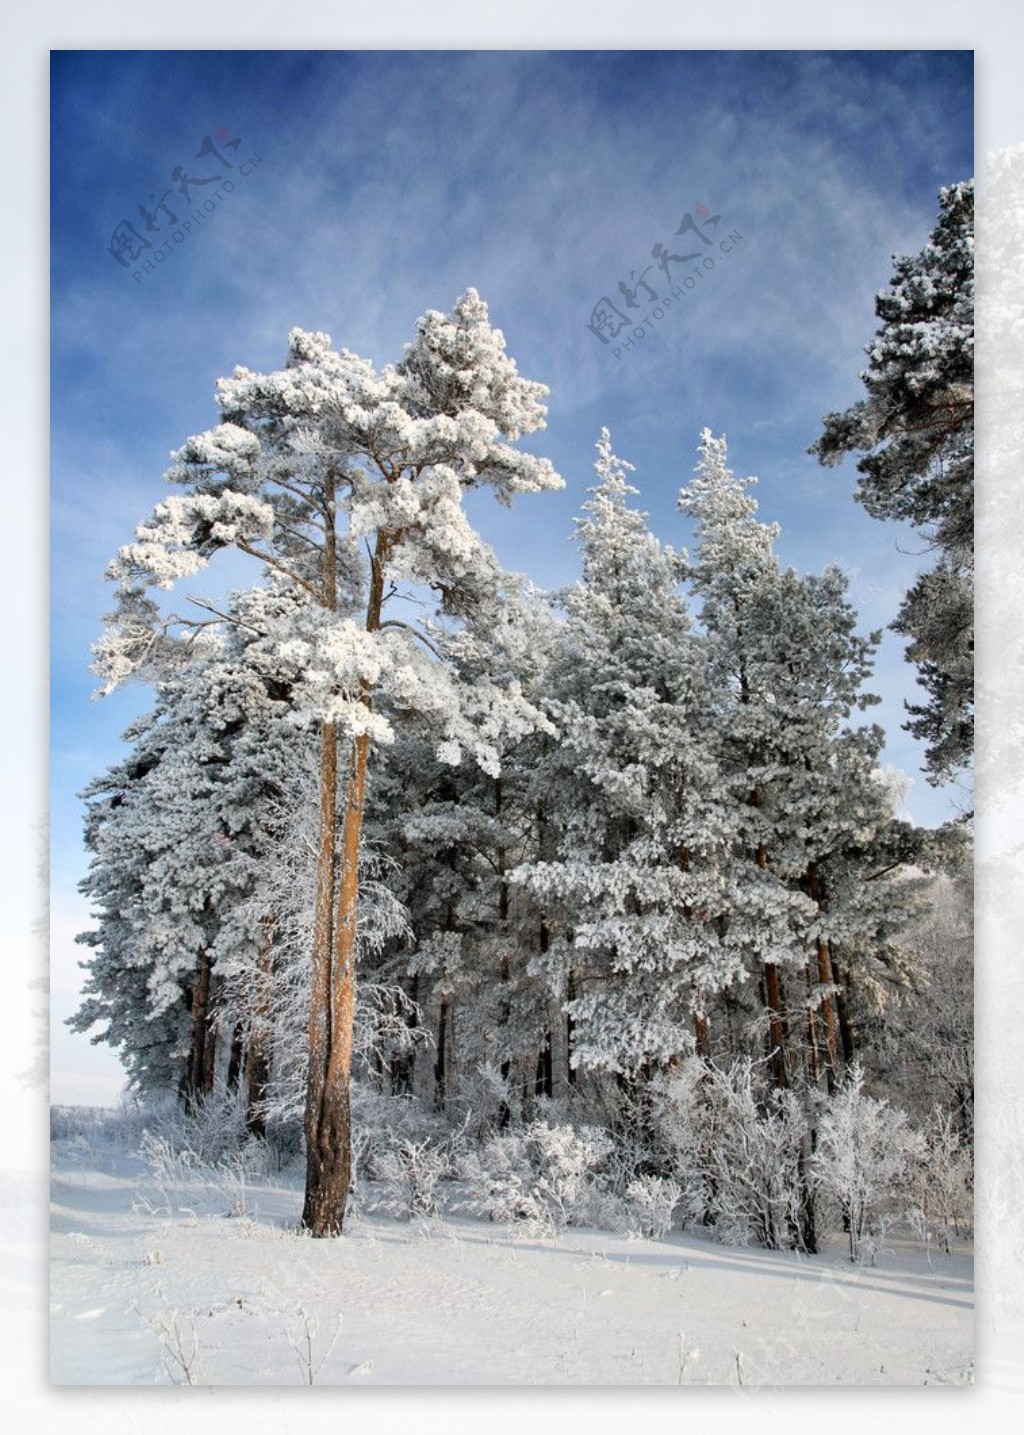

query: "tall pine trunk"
xmin=244 ymin=915 xmax=275 ymax=1139
xmin=754 ymin=831 xmax=790 ymax=1090
xmin=807 ymin=862 xmax=841 ymax=1092
xmin=763 ymin=960 xmax=789 ymax=1089
xmin=302 ymin=729 xmax=370 ymax=1235
xmin=302 ymin=517 xmax=385 ymax=1236
xmin=301 ymin=718 xmax=340 ymax=1232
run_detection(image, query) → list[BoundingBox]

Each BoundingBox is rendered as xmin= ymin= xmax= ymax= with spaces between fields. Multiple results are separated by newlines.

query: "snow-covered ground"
xmin=50 ymin=1114 xmax=973 ymax=1388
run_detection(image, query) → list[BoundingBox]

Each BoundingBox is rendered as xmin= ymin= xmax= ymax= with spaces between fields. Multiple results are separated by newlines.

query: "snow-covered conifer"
xmin=94 ymin=291 xmax=562 ymax=1234
xmin=679 ymin=431 xmax=923 ymax=1091
xmin=73 ymin=624 xmax=299 ymax=1107
xmin=811 ymin=182 xmax=974 ymax=784
xmin=518 ymin=431 xmax=736 ymax=1083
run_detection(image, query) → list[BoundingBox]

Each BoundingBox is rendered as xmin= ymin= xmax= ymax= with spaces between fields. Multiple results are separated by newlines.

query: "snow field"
xmin=50 ymin=1124 xmax=972 ymax=1387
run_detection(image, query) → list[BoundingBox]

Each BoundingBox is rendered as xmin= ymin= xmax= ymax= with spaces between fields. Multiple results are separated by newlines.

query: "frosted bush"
xmin=449 ymin=1062 xmax=516 ymax=1141
xmin=211 ymin=1140 xmax=271 ymax=1218
xmin=138 ymin=1129 xmax=202 ymax=1187
xmin=654 ymin=1057 xmax=810 ymax=1251
xmin=811 ymin=1064 xmax=926 ymax=1262
xmin=50 ymin=1104 xmax=110 ymax=1143
xmin=908 ymin=1107 xmax=973 ymax=1253
xmin=457 ymin=1120 xmax=611 ymax=1234
xmin=144 ymin=1089 xmax=249 ymax=1166
xmin=522 ymin=1121 xmax=612 ymax=1227
xmin=577 ymin=1185 xmax=631 ymax=1235
xmin=367 ymin=1138 xmax=450 ymax=1220
xmin=458 ymin=1146 xmax=553 ymax=1235
xmin=132 ymin=1096 xmax=272 ymax=1219
xmin=352 ymin=1087 xmax=448 ymax=1183
xmin=353 ymin=1088 xmax=457 ymax=1219
xmin=624 ymin=1175 xmax=682 ymax=1239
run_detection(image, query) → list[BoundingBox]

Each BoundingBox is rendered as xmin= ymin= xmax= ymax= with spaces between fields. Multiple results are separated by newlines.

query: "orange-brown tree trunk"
xmin=302 ymin=522 xmax=387 ymax=1236
xmin=302 ymin=730 xmax=370 ymax=1235
xmin=763 ymin=960 xmax=789 ymax=1089
xmin=815 ymin=936 xmax=840 ymax=1092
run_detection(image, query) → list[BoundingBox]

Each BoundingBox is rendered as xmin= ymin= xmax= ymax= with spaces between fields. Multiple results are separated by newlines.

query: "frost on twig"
xmin=285 ymin=1304 xmax=343 ymax=1385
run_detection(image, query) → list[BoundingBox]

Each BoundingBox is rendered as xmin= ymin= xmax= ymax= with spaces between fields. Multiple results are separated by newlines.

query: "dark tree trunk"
xmin=805 ymin=963 xmax=822 ymax=1087
xmin=244 ymin=915 xmax=275 ymax=1138
xmin=435 ymin=988 xmax=450 ymax=1108
xmin=836 ymin=961 xmax=857 ymax=1065
xmin=226 ymin=1023 xmax=244 ymax=1093
xmin=390 ymin=972 xmax=417 ymax=1096
xmin=535 ymin=1033 xmax=553 ymax=1098
xmin=796 ymin=1133 xmax=818 ymax=1254
xmin=753 ymin=827 xmax=790 ymax=1091
xmin=245 ymin=1047 xmax=270 ymax=1141
xmin=763 ymin=961 xmax=789 ymax=1090
xmin=201 ymin=1007 xmax=218 ymax=1099
xmin=566 ymin=966 xmax=578 ymax=1086
xmin=183 ymin=950 xmax=213 ymax=1110
xmin=807 ymin=862 xmax=841 ymax=1092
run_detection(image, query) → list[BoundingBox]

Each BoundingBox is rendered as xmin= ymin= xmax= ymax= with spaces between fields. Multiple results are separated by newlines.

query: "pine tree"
xmin=73 ymin=626 xmax=298 ymax=1106
xmin=93 ymin=291 xmax=562 ymax=1234
xmin=679 ymin=431 xmax=922 ymax=1093
xmin=811 ymin=181 xmax=974 ymax=785
xmin=364 ymin=577 xmax=561 ymax=1115
xmin=518 ymin=431 xmax=736 ymax=1085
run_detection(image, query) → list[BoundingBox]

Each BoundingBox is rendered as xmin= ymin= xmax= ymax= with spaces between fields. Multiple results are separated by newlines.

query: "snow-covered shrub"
xmin=352 ymin=1086 xmax=449 ymax=1185
xmin=457 ymin=1120 xmax=611 ymax=1234
xmin=811 ymin=1064 xmax=926 ymax=1262
xmin=448 ymin=1062 xmax=516 ymax=1143
xmin=654 ymin=1057 xmax=810 ymax=1250
xmin=351 ymin=1086 xmax=457 ymax=1219
xmin=624 ymin=1175 xmax=682 ymax=1239
xmin=137 ymin=1128 xmax=201 ymax=1185
xmin=210 ymin=1139 xmax=272 ymax=1218
xmin=368 ymin=1138 xmax=450 ymax=1220
xmin=129 ymin=1091 xmax=272 ymax=1219
xmin=457 ymin=1144 xmax=552 ymax=1235
xmin=144 ymin=1088 xmax=250 ymax=1166
xmin=261 ymin=1115 xmax=304 ymax=1173
xmin=908 ymin=1106 xmax=973 ymax=1252
xmin=592 ymin=1081 xmax=670 ymax=1193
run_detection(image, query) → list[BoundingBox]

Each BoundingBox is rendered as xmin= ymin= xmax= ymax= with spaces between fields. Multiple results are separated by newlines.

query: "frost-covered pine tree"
xmin=73 ymin=623 xmax=299 ymax=1108
xmin=517 ymin=431 xmax=737 ymax=1085
xmin=811 ymin=181 xmax=974 ymax=785
xmin=73 ymin=708 xmax=194 ymax=1103
xmin=679 ymin=431 xmax=922 ymax=1091
xmin=369 ymin=580 xmax=562 ymax=1115
xmin=94 ymin=290 xmax=562 ymax=1234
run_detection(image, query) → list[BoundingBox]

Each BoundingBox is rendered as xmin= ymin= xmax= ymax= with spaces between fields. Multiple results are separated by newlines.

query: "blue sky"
xmin=51 ymin=49 xmax=973 ymax=1102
